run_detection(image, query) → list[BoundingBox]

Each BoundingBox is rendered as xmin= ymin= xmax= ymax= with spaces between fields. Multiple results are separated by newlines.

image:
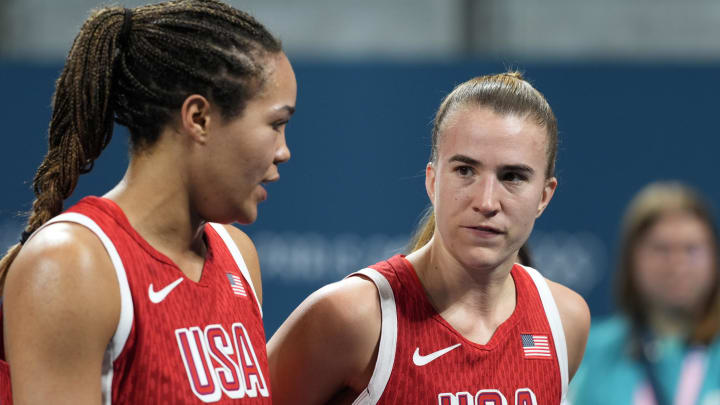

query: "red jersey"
xmin=0 ymin=196 xmax=271 ymax=404
xmin=350 ymin=255 xmax=568 ymax=405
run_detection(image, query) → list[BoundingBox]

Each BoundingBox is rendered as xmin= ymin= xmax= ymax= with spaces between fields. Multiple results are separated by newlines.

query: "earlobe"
xmin=536 ymin=177 xmax=558 ymax=218
xmin=180 ymin=94 xmax=212 ymax=144
xmin=425 ymin=162 xmax=436 ymax=205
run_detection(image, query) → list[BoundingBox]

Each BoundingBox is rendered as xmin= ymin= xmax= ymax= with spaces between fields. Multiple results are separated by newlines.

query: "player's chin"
xmin=204 ymin=199 xmax=258 ymax=225
xmin=234 ymin=202 xmax=259 ymax=225
xmin=458 ymin=247 xmax=507 ymax=271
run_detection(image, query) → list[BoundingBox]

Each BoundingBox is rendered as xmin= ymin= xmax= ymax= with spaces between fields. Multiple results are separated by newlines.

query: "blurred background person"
xmin=570 ymin=181 xmax=720 ymax=404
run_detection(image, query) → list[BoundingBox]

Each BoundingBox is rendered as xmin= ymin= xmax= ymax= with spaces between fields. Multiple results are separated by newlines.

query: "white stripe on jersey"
xmin=29 ymin=213 xmax=134 ymax=405
xmin=348 ymin=268 xmax=397 ymax=405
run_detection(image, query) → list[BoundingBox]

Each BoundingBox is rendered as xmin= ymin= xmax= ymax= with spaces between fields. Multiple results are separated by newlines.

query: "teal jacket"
xmin=570 ymin=316 xmax=720 ymax=405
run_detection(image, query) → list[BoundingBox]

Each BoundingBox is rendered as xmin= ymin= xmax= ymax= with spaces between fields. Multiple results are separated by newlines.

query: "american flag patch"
xmin=521 ymin=334 xmax=551 ymax=358
xmin=226 ymin=273 xmax=247 ymax=296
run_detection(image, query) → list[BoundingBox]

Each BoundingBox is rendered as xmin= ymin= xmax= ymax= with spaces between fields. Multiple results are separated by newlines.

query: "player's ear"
xmin=425 ymin=162 xmax=436 ymax=206
xmin=536 ymin=177 xmax=557 ymax=218
xmin=179 ymin=94 xmax=212 ymax=144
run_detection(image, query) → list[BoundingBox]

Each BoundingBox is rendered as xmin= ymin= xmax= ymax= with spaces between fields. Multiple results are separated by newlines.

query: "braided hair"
xmin=0 ymin=0 xmax=282 ymax=294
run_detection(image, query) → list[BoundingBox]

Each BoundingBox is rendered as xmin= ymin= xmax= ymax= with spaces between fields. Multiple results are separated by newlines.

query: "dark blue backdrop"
xmin=1 ymin=59 xmax=718 ymax=337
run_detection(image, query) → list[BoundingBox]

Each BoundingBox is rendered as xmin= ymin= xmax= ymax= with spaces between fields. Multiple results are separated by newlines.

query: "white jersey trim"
xmin=208 ymin=223 xmax=263 ymax=318
xmin=28 ymin=213 xmax=134 ymax=405
xmin=519 ymin=264 xmax=569 ymax=403
xmin=348 ymin=268 xmax=397 ymax=405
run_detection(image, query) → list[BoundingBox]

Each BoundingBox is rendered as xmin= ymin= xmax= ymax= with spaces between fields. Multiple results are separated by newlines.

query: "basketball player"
xmin=0 ymin=1 xmax=296 ymax=403
xmin=268 ymin=72 xmax=590 ymax=404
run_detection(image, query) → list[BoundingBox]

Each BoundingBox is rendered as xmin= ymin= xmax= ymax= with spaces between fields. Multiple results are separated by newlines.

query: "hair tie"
xmin=19 ymin=230 xmax=32 ymax=245
xmin=118 ymin=8 xmax=133 ymax=51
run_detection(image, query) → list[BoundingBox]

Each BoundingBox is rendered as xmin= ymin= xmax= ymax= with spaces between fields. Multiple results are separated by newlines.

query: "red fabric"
xmin=0 ymin=303 xmax=10 ymax=404
xmin=0 ymin=196 xmax=271 ymax=404
xmin=370 ymin=255 xmax=561 ymax=404
xmin=0 ymin=358 xmax=11 ymax=405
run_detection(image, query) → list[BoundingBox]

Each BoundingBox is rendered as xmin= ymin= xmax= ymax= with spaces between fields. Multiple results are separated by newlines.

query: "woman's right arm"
xmin=3 ymin=222 xmax=120 ymax=405
xmin=268 ymin=276 xmax=382 ymax=405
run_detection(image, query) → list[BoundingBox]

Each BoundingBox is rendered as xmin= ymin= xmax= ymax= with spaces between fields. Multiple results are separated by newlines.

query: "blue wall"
xmin=2 ymin=60 xmax=719 ymax=337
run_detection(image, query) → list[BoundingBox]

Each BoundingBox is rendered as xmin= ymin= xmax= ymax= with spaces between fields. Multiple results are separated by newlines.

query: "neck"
xmin=407 ymin=237 xmax=517 ymax=343
xmin=104 ymin=140 xmax=206 ymax=259
xmin=647 ymin=309 xmax=696 ymax=339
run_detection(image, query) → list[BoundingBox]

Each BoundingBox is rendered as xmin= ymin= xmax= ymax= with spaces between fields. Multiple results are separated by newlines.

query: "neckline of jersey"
xmin=394 ymin=254 xmax=524 ymax=351
xmin=85 ymin=196 xmax=213 ymax=287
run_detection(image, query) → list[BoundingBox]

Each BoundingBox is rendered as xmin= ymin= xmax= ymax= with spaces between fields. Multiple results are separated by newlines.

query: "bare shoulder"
xmin=268 ymin=275 xmax=382 ymax=404
xmin=546 ymin=280 xmax=591 ymax=331
xmin=296 ymin=275 xmax=381 ymax=335
xmin=5 ymin=221 xmax=120 ymax=319
xmin=545 ymin=279 xmax=591 ymax=379
xmin=217 ymin=224 xmax=262 ymax=303
xmin=3 ymin=221 xmax=120 ymax=402
xmin=219 ymin=223 xmax=255 ymax=251
xmin=270 ymin=275 xmax=381 ymax=360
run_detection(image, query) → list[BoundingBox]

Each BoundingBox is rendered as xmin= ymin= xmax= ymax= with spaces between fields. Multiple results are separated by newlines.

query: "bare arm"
xmin=222 ymin=225 xmax=263 ymax=304
xmin=547 ymin=280 xmax=591 ymax=380
xmin=3 ymin=223 xmax=120 ymax=405
xmin=268 ymin=276 xmax=381 ymax=405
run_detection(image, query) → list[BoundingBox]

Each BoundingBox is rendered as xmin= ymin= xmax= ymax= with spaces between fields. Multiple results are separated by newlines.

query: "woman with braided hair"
xmin=0 ymin=1 xmax=296 ymax=403
xmin=268 ymin=72 xmax=589 ymax=404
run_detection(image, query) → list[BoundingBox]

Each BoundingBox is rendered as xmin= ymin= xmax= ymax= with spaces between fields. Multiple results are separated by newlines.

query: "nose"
xmin=274 ymin=131 xmax=291 ymax=164
xmin=473 ymin=175 xmax=500 ymax=217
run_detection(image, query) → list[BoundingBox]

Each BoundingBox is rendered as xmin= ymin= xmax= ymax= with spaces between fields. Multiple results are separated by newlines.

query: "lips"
xmin=261 ymin=168 xmax=280 ymax=184
xmin=465 ymin=225 xmax=504 ymax=234
xmin=258 ymin=175 xmax=278 ymax=202
xmin=257 ymin=185 xmax=268 ymax=202
xmin=461 ymin=225 xmax=506 ymax=241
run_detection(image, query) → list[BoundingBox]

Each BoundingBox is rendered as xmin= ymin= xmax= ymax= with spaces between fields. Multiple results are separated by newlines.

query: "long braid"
xmin=0 ymin=8 xmax=125 ymax=294
xmin=0 ymin=0 xmax=282 ymax=295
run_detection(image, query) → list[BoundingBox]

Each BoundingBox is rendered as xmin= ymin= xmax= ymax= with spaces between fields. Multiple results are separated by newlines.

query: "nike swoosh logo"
xmin=148 ymin=277 xmax=184 ymax=304
xmin=412 ymin=343 xmax=462 ymax=366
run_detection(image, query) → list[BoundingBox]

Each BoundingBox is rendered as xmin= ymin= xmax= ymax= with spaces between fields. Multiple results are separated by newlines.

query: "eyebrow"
xmin=448 ymin=154 xmax=479 ymax=166
xmin=503 ymin=164 xmax=535 ymax=176
xmin=277 ymin=105 xmax=295 ymax=116
xmin=448 ymin=154 xmax=536 ymax=176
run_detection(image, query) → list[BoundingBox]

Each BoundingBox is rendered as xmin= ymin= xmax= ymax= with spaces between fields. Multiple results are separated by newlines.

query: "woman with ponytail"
xmin=268 ymin=72 xmax=589 ymax=405
xmin=0 ymin=1 xmax=296 ymax=403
